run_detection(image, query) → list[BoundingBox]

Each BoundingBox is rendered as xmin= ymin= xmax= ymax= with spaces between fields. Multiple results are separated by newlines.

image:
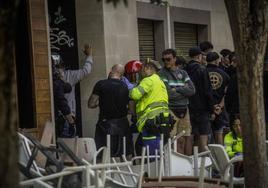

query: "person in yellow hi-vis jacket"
xmin=130 ymin=60 xmax=174 ymax=155
xmin=224 ymin=115 xmax=243 ymax=158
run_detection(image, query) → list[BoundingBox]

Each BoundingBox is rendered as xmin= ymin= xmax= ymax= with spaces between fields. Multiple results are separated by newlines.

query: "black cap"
xmin=206 ymin=52 xmax=220 ymax=63
xmin=189 ymin=47 xmax=202 ymax=57
xmin=220 ymin=49 xmax=231 ymax=57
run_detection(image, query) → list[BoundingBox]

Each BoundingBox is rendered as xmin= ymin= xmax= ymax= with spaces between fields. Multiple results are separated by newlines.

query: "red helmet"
xmin=125 ymin=60 xmax=143 ymax=73
xmin=125 ymin=60 xmax=143 ymax=83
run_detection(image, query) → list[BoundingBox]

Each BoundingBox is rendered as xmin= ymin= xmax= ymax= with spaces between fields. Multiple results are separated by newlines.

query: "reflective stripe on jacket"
xmin=130 ymin=74 xmax=169 ymax=132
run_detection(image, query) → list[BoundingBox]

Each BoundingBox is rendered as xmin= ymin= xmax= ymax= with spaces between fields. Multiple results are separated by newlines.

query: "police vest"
xmin=130 ymin=74 xmax=169 ymax=132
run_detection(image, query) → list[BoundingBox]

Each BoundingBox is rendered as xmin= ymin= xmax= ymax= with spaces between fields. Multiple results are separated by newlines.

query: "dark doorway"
xmin=15 ymin=0 xmax=35 ymax=129
xmin=48 ymin=0 xmax=82 ymax=136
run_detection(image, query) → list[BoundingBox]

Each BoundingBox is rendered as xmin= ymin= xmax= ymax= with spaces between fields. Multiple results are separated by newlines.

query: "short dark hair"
xmin=162 ymin=48 xmax=177 ymax=57
xmin=176 ymin=56 xmax=186 ymax=66
xmin=229 ymin=114 xmax=240 ymax=139
xmin=199 ymin=41 xmax=213 ymax=52
xmin=188 ymin=47 xmax=202 ymax=58
xmin=220 ymin=49 xmax=232 ymax=57
xmin=206 ymin=52 xmax=220 ymax=63
xmin=229 ymin=51 xmax=236 ymax=62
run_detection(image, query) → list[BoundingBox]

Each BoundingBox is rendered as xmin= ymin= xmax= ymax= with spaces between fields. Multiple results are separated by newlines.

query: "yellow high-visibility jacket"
xmin=130 ymin=74 xmax=169 ymax=132
xmin=224 ymin=132 xmax=243 ymax=158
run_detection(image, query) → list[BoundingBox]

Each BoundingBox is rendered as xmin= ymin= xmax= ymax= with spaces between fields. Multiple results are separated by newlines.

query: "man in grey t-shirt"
xmin=58 ymin=44 xmax=93 ymax=116
xmin=159 ymin=49 xmax=195 ymax=155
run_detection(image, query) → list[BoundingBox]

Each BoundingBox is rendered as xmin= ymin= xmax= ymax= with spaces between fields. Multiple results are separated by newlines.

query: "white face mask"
xmin=51 ymin=54 xmax=61 ymax=65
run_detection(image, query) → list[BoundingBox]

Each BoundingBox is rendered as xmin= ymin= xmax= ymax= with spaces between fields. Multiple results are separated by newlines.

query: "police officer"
xmin=206 ymin=52 xmax=230 ymax=145
xmin=130 ymin=60 xmax=173 ymax=155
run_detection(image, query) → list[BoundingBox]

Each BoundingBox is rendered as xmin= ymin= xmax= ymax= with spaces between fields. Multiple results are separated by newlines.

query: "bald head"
xmin=109 ymin=64 xmax=125 ymax=79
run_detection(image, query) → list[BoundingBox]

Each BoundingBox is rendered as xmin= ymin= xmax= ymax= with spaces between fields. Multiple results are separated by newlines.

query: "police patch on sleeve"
xmin=209 ymin=72 xmax=223 ymax=90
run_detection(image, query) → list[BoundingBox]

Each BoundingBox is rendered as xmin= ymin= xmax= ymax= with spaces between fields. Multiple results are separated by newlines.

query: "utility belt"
xmin=98 ymin=116 xmax=129 ymax=136
xmin=143 ymin=113 xmax=175 ymax=136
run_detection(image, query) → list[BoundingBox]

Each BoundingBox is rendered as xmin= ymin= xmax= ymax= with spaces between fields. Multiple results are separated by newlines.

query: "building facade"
xmin=76 ymin=0 xmax=234 ymax=138
xmin=17 ymin=0 xmax=234 ymax=139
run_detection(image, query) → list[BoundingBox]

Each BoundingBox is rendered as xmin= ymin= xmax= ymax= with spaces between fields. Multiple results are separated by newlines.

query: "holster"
xmin=143 ymin=113 xmax=175 ymax=136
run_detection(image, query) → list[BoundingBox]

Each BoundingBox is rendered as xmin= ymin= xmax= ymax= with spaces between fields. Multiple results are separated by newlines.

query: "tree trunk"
xmin=225 ymin=0 xmax=268 ymax=187
xmin=0 ymin=1 xmax=20 ymax=188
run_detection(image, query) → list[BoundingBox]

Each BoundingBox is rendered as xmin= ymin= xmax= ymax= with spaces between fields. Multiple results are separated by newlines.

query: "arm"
xmin=66 ymin=56 xmax=93 ymax=85
xmin=128 ymin=100 xmax=136 ymax=115
xmin=54 ymin=81 xmax=74 ymax=123
xmin=175 ymin=78 xmax=196 ymax=97
xmin=64 ymin=45 xmax=93 ymax=85
xmin=159 ymin=73 xmax=185 ymax=100
xmin=218 ymin=86 xmax=228 ymax=108
xmin=202 ymin=68 xmax=215 ymax=112
xmin=88 ymin=81 xmax=100 ymax=108
xmin=121 ymin=76 xmax=135 ymax=90
xmin=130 ymin=77 xmax=152 ymax=100
xmin=88 ymin=94 xmax=99 ymax=108
xmin=224 ymin=134 xmax=236 ymax=158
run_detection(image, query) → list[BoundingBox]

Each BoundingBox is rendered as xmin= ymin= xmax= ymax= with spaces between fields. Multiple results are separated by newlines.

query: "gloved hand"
xmin=68 ymin=124 xmax=77 ymax=137
xmin=121 ymin=76 xmax=135 ymax=90
xmin=61 ymin=121 xmax=76 ymax=138
xmin=234 ymin=152 xmax=243 ymax=157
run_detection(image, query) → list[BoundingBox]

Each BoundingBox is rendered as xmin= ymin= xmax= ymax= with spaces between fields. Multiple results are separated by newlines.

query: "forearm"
xmin=175 ymin=81 xmax=195 ymax=97
xmin=65 ymin=114 xmax=75 ymax=124
xmin=130 ymin=87 xmax=143 ymax=100
xmin=175 ymin=86 xmax=195 ymax=97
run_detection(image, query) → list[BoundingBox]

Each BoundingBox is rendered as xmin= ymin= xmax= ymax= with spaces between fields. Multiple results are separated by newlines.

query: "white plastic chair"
xmin=165 ymin=139 xmax=212 ymax=177
xmin=18 ymin=132 xmax=45 ymax=178
xmin=208 ymin=144 xmax=244 ymax=185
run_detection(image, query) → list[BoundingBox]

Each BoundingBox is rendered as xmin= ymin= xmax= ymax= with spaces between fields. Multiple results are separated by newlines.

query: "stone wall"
xmin=76 ymin=0 xmax=139 ymax=137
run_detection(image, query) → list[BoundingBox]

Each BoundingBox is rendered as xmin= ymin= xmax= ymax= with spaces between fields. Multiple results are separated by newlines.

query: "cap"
xmin=189 ymin=47 xmax=202 ymax=57
xmin=220 ymin=49 xmax=232 ymax=57
xmin=51 ymin=53 xmax=65 ymax=68
xmin=206 ymin=52 xmax=220 ymax=62
xmin=149 ymin=59 xmax=162 ymax=70
xmin=146 ymin=59 xmax=162 ymax=71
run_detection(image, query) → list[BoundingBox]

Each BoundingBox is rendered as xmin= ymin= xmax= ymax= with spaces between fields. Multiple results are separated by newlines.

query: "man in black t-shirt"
xmin=88 ymin=64 xmax=132 ymax=157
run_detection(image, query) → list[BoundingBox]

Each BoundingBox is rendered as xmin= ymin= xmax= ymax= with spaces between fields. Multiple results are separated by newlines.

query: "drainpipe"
xmin=166 ymin=1 xmax=171 ymax=48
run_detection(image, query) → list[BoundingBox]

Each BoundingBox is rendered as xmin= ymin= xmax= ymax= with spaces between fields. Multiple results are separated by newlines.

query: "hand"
xmin=214 ymin=105 xmax=222 ymax=115
xmin=235 ymin=152 xmax=243 ymax=157
xmin=65 ymin=114 xmax=75 ymax=124
xmin=210 ymin=114 xmax=216 ymax=121
xmin=83 ymin=44 xmax=92 ymax=56
xmin=171 ymin=88 xmax=176 ymax=92
xmin=121 ymin=76 xmax=135 ymax=90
